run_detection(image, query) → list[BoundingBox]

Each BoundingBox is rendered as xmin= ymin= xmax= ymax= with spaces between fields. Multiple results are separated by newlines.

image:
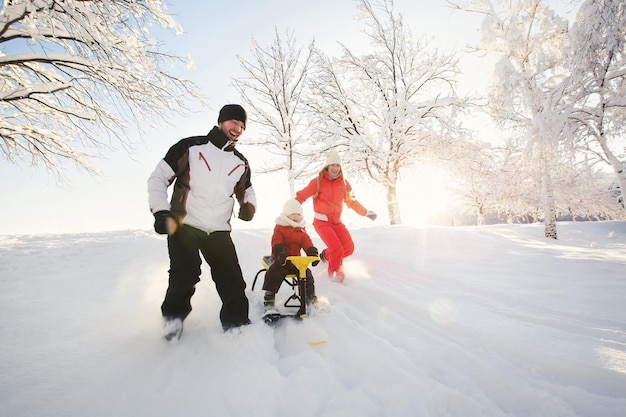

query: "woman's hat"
xmin=282 ymin=199 xmax=303 ymax=217
xmin=324 ymin=151 xmax=341 ymax=167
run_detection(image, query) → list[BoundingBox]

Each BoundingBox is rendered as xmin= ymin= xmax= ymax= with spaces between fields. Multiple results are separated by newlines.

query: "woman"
xmin=296 ymin=151 xmax=376 ymax=282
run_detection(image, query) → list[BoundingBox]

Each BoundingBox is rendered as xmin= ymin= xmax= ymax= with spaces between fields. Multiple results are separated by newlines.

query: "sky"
xmin=0 ymin=0 xmax=580 ymax=236
xmin=1 ymin=220 xmax=625 ymax=416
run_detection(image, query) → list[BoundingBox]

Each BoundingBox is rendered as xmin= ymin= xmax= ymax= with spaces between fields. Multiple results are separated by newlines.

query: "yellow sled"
xmin=252 ymin=255 xmax=319 ymax=321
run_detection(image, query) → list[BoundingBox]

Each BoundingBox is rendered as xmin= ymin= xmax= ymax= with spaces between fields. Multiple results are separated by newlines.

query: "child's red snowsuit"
xmin=262 ymin=223 xmax=316 ymax=296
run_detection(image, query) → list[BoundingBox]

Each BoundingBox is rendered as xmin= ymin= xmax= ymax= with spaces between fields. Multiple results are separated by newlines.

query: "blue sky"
xmin=0 ymin=1 xmax=572 ymax=235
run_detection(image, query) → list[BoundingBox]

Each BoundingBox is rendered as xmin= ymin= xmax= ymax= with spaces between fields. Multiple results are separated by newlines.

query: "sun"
xmin=397 ymin=165 xmax=457 ymax=226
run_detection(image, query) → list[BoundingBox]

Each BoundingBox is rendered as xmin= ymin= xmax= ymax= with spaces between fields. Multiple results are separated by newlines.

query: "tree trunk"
xmin=543 ymin=165 xmax=558 ymax=239
xmin=288 ymin=170 xmax=296 ymax=199
xmin=477 ymin=203 xmax=485 ymax=226
xmin=602 ymin=148 xmax=626 ymax=209
xmin=386 ymin=184 xmax=402 ymax=225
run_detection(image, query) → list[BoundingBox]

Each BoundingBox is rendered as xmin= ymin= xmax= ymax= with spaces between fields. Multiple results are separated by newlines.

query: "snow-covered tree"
xmin=449 ymin=141 xmax=496 ymax=225
xmin=489 ymin=141 xmax=539 ymax=223
xmin=449 ymin=129 xmax=620 ymax=224
xmin=452 ymin=0 xmax=571 ymax=238
xmin=556 ymin=154 xmax=623 ymax=220
xmin=609 ymin=161 xmax=625 ymax=207
xmin=306 ymin=0 xmax=467 ymax=225
xmin=567 ymin=0 xmax=626 ymax=209
xmin=0 ymin=0 xmax=200 ymax=177
xmin=448 ymin=139 xmax=529 ymax=225
xmin=234 ymin=28 xmax=319 ymax=198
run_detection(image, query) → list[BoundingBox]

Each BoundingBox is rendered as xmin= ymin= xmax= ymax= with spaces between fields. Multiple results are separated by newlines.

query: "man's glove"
xmin=273 ymin=243 xmax=288 ymax=266
xmin=306 ymin=246 xmax=320 ymax=266
xmin=238 ymin=202 xmax=255 ymax=221
xmin=366 ymin=210 xmax=377 ymax=221
xmin=153 ymin=210 xmax=174 ymax=235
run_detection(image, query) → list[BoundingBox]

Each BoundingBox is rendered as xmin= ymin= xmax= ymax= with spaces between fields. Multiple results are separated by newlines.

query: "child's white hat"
xmin=282 ymin=199 xmax=303 ymax=217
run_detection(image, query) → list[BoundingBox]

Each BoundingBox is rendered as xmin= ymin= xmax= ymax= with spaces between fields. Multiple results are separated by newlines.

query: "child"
xmin=262 ymin=199 xmax=320 ymax=312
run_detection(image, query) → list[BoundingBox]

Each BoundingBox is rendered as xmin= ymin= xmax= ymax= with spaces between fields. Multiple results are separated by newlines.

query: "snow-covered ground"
xmin=1 ymin=221 xmax=625 ymax=417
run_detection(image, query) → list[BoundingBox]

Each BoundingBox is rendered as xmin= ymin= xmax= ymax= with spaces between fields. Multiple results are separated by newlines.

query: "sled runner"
xmin=252 ymin=255 xmax=319 ymax=323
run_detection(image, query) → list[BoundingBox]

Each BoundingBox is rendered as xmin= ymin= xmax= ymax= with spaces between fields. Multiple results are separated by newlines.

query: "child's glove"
xmin=273 ymin=243 xmax=288 ymax=266
xmin=306 ymin=246 xmax=320 ymax=266
xmin=366 ymin=210 xmax=377 ymax=221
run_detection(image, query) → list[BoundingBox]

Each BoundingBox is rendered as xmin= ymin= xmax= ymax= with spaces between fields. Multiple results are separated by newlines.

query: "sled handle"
xmin=286 ymin=255 xmax=320 ymax=278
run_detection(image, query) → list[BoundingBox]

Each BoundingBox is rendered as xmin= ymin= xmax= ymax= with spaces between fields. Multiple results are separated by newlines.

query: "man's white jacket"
xmin=148 ymin=127 xmax=256 ymax=234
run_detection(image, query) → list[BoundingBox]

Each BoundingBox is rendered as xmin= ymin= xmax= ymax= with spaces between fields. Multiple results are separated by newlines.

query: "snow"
xmin=1 ymin=221 xmax=625 ymax=417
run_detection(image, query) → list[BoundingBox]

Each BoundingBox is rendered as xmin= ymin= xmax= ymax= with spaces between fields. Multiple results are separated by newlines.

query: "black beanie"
xmin=217 ymin=104 xmax=247 ymax=129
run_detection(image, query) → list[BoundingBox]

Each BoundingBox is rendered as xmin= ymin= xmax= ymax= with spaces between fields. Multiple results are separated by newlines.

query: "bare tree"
xmin=234 ymin=28 xmax=319 ymax=197
xmin=307 ymin=0 xmax=467 ymax=225
xmin=0 ymin=0 xmax=201 ymax=177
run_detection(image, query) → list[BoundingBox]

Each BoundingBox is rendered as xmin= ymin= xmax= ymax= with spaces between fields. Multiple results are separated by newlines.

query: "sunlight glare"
xmin=595 ymin=346 xmax=626 ymax=375
xmin=398 ymin=166 xmax=457 ymax=226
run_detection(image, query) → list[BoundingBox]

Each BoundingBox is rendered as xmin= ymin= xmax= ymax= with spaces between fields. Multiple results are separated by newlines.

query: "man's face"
xmin=219 ymin=119 xmax=245 ymax=145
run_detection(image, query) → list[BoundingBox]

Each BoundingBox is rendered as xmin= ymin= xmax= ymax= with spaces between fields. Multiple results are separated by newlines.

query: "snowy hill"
xmin=1 ymin=222 xmax=625 ymax=417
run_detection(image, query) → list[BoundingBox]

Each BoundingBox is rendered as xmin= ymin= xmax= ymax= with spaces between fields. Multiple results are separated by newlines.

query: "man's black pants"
xmin=161 ymin=225 xmax=250 ymax=331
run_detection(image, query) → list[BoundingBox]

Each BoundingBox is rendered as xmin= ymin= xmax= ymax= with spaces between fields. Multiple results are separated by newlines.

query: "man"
xmin=147 ymin=104 xmax=256 ymax=342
